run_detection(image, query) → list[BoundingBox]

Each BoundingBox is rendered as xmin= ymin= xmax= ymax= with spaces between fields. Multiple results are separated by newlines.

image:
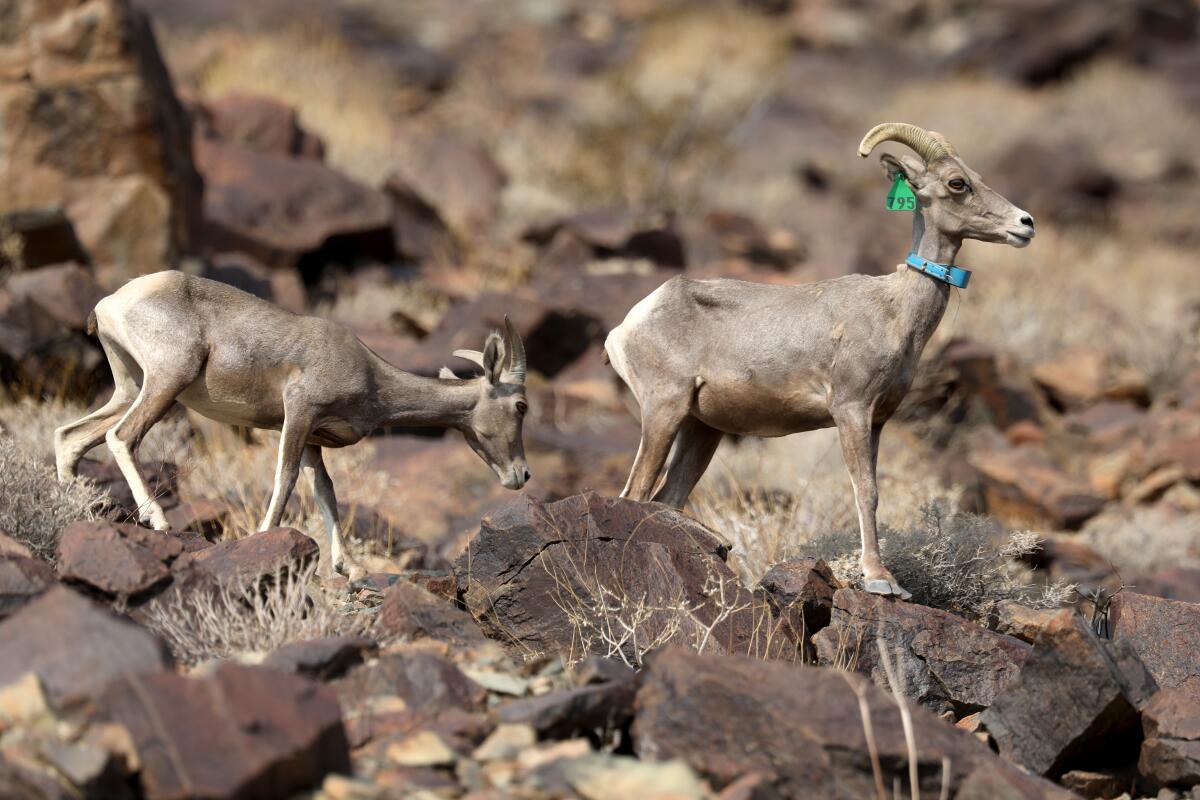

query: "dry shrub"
xmin=142 ymin=562 xmax=366 ymax=665
xmin=691 ymin=429 xmax=962 ymax=582
xmin=0 ymin=435 xmax=105 ymax=562
xmin=801 ymin=503 xmax=1075 ymax=623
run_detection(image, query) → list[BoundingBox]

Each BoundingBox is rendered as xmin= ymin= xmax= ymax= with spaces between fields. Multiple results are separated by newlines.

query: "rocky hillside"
xmin=0 ymin=0 xmax=1198 ymax=797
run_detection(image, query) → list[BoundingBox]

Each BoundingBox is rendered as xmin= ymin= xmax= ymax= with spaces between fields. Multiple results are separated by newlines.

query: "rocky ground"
xmin=1 ymin=0 xmax=1199 ymax=798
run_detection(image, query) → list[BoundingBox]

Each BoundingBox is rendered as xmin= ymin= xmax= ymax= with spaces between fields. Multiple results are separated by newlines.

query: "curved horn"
xmin=857 ymin=122 xmax=955 ymax=163
xmin=503 ymin=315 xmax=527 ymax=383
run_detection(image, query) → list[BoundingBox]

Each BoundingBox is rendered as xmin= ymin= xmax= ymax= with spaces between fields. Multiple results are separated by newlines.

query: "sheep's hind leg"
xmin=833 ymin=404 xmax=910 ymax=600
xmin=652 ymin=416 xmax=723 ymax=509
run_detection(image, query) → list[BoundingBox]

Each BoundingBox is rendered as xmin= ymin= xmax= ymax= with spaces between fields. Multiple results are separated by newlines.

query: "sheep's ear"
xmin=880 ymin=152 xmax=927 ymax=186
xmin=481 ymin=333 xmax=504 ymax=385
xmin=438 ymin=366 xmax=457 ymax=379
xmin=453 ymin=350 xmax=486 ymax=369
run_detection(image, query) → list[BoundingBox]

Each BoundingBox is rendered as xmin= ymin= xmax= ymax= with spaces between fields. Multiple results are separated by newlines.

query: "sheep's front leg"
xmin=833 ymin=404 xmax=911 ymax=600
xmin=259 ymin=410 xmax=313 ymax=531
xmin=302 ymin=445 xmax=366 ymax=581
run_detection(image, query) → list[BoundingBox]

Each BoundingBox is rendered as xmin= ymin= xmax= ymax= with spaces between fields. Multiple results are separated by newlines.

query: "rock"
xmin=1127 ymin=568 xmax=1200 ymax=604
xmin=982 ymin=609 xmax=1157 ymax=776
xmin=526 ymin=752 xmax=710 ymax=800
xmin=686 ymin=210 xmax=805 ymax=271
xmin=0 ymin=754 xmax=72 ymax=800
xmin=195 ymin=93 xmax=325 ymax=160
xmin=56 ymin=520 xmax=182 ymax=598
xmin=634 ymin=646 xmax=1072 ymax=798
xmin=0 ymin=532 xmax=32 ymax=559
xmin=930 ymin=338 xmax=1041 ymax=431
xmin=472 ymin=723 xmax=536 ymax=762
xmin=812 ymin=589 xmax=1030 ymax=715
xmin=390 ymin=131 xmax=506 ymax=234
xmin=1064 ymin=401 xmax=1146 ymax=447
xmin=78 ymin=458 xmax=180 ymax=521
xmin=38 ymin=739 xmax=129 ymax=799
xmin=163 ymin=498 xmax=229 ymax=540
xmin=262 ymin=636 xmax=375 ymax=681
xmin=0 ymin=209 xmax=89 ymax=272
xmin=334 ymin=649 xmax=486 ymax=748
xmin=195 ymin=137 xmax=394 ymax=270
xmin=0 ymin=0 xmax=202 ymax=278
xmin=572 ymin=655 xmax=636 ymax=687
xmin=375 ymin=578 xmax=487 ymax=648
xmin=1139 ymin=677 xmax=1200 ymax=789
xmin=455 ymin=493 xmax=771 ymax=662
xmin=499 ymin=679 xmax=636 ymax=741
xmin=3 ymin=263 xmax=104 ymax=332
xmin=1031 ymin=346 xmax=1149 ymax=410
xmin=0 ymin=672 xmax=50 ymax=724
xmin=995 ymin=600 xmax=1062 ymax=644
xmin=0 ymin=288 xmax=103 ymax=398
xmin=386 ymin=731 xmax=457 ymax=767
xmin=0 ymin=587 xmax=172 ymax=707
xmin=180 ymin=527 xmax=319 ymax=587
xmin=100 ymin=662 xmax=348 ymax=799
xmin=0 ymin=556 xmax=54 ymax=619
xmin=383 ymin=179 xmax=456 ymax=264
xmin=991 ymin=139 xmax=1119 ymax=227
xmin=200 ymin=255 xmax=308 ymax=315
xmin=757 ymin=558 xmax=837 ymax=658
xmin=968 ymin=442 xmax=1107 ymax=529
xmin=1058 ymin=769 xmax=1131 ymax=799
xmin=1110 ymin=591 xmax=1200 ymax=690
xmin=461 ymin=668 xmax=528 ymax=697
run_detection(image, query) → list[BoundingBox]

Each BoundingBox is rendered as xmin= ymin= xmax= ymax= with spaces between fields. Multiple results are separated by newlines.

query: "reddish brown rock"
xmin=968 ymin=443 xmax=1106 ymax=529
xmin=100 ymin=662 xmax=348 ymax=799
xmin=200 ymin=255 xmax=309 ymax=315
xmin=995 ymin=600 xmax=1062 ymax=644
xmin=78 ymin=457 xmax=180 ymax=521
xmin=1139 ymin=677 xmax=1200 ymax=789
xmin=0 ymin=555 xmax=54 ymax=619
xmin=56 ymin=520 xmax=183 ymax=597
xmin=196 ymin=93 xmax=325 ymax=160
xmin=1127 ymin=567 xmax=1200 ymax=604
xmin=0 ymin=288 xmax=103 ymax=398
xmin=195 ymin=137 xmax=393 ymax=269
xmin=1109 ymin=591 xmax=1200 ymax=690
xmin=0 ymin=208 xmax=89 ymax=272
xmin=1031 ymin=346 xmax=1148 ymax=410
xmin=262 ymin=636 xmax=375 ymax=681
xmin=499 ymin=680 xmax=635 ymax=741
xmin=982 ymin=609 xmax=1156 ymax=776
xmin=181 ymin=527 xmax=319 ymax=586
xmin=3 ymin=263 xmax=104 ymax=332
xmin=812 ymin=589 xmax=1029 ymax=715
xmin=0 ymin=0 xmax=202 ymax=278
xmin=757 ymin=558 xmax=837 ymax=655
xmin=390 ymin=131 xmax=506 ymax=234
xmin=164 ymin=498 xmax=229 ymax=540
xmin=634 ymin=647 xmax=1072 ymax=798
xmin=375 ymin=579 xmax=487 ymax=648
xmin=932 ymin=338 xmax=1041 ymax=430
xmin=455 ymin=493 xmax=774 ymax=662
xmin=0 ymin=587 xmax=172 ymax=706
xmin=0 ymin=532 xmax=32 ymax=559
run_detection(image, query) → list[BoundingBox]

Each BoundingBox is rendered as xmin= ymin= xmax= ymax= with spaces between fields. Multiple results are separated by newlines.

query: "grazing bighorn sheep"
xmin=54 ymin=271 xmax=531 ymax=577
xmin=605 ymin=122 xmax=1035 ymax=599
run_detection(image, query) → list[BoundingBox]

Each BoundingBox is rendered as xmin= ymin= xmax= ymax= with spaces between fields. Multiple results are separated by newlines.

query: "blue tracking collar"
xmin=905 ymin=253 xmax=971 ymax=289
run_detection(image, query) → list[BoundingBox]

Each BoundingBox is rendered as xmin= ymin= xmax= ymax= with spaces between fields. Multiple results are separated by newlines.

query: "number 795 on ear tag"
xmin=886 ymin=175 xmax=917 ymax=211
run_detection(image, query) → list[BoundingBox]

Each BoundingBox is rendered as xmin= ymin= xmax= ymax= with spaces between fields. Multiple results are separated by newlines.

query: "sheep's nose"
xmin=522 ymin=467 xmax=532 ymax=484
xmin=1019 ymin=214 xmax=1035 ymax=228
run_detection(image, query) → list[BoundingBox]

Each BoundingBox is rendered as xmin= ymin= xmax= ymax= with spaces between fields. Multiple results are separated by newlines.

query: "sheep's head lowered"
xmin=859 ymin=122 xmax=1035 ymax=249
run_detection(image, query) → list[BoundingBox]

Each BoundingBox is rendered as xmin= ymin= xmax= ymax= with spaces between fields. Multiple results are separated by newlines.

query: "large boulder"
xmin=0 ymin=208 xmax=89 ymax=272
xmin=968 ymin=443 xmax=1106 ymax=529
xmin=100 ymin=662 xmax=348 ymax=799
xmin=0 ymin=287 xmax=103 ymax=398
xmin=633 ymin=646 xmax=1073 ymax=799
xmin=0 ymin=587 xmax=172 ymax=707
xmin=177 ymin=527 xmax=318 ymax=587
xmin=3 ymin=263 xmax=105 ymax=332
xmin=194 ymin=137 xmax=393 ymax=270
xmin=0 ymin=0 xmax=202 ymax=279
xmin=813 ymin=589 xmax=1030 ymax=716
xmin=1109 ymin=591 xmax=1200 ymax=690
xmin=194 ymin=93 xmax=325 ymax=160
xmin=390 ymin=131 xmax=506 ymax=234
xmin=982 ymin=609 xmax=1157 ymax=777
xmin=375 ymin=578 xmax=488 ymax=648
xmin=454 ymin=493 xmax=782 ymax=663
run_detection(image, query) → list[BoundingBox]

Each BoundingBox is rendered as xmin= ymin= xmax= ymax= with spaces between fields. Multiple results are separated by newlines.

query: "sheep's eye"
xmin=948 ymin=178 xmax=968 ymax=192
xmin=516 ymin=400 xmax=528 ymax=415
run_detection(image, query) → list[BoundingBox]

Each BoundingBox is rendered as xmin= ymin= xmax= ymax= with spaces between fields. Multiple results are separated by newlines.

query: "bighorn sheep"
xmin=54 ymin=271 xmax=531 ymax=577
xmin=605 ymin=122 xmax=1035 ymax=598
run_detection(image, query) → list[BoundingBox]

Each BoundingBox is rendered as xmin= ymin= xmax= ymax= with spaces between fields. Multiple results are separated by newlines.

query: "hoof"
xmin=864 ymin=578 xmax=912 ymax=601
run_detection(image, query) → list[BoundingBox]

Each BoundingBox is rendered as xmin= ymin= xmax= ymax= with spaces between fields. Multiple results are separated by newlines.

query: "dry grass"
xmin=142 ymin=562 xmax=367 ymax=665
xmin=0 ymin=434 xmax=105 ymax=562
xmin=169 ymin=24 xmax=408 ymax=185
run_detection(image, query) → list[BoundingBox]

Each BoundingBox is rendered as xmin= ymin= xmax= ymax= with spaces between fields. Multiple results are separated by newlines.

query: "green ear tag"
xmin=886 ymin=175 xmax=917 ymax=211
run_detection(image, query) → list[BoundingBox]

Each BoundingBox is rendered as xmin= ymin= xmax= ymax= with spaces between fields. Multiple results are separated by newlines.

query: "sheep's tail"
xmin=86 ymin=309 xmax=97 ymax=336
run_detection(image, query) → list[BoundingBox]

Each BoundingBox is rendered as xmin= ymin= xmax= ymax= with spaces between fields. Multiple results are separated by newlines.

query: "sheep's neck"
xmin=897 ymin=211 xmax=958 ymax=347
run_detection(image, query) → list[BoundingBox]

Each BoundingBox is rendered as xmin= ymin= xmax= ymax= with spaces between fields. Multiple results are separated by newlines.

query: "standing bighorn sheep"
xmin=605 ymin=122 xmax=1035 ymax=599
xmin=54 ymin=271 xmax=530 ymax=578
